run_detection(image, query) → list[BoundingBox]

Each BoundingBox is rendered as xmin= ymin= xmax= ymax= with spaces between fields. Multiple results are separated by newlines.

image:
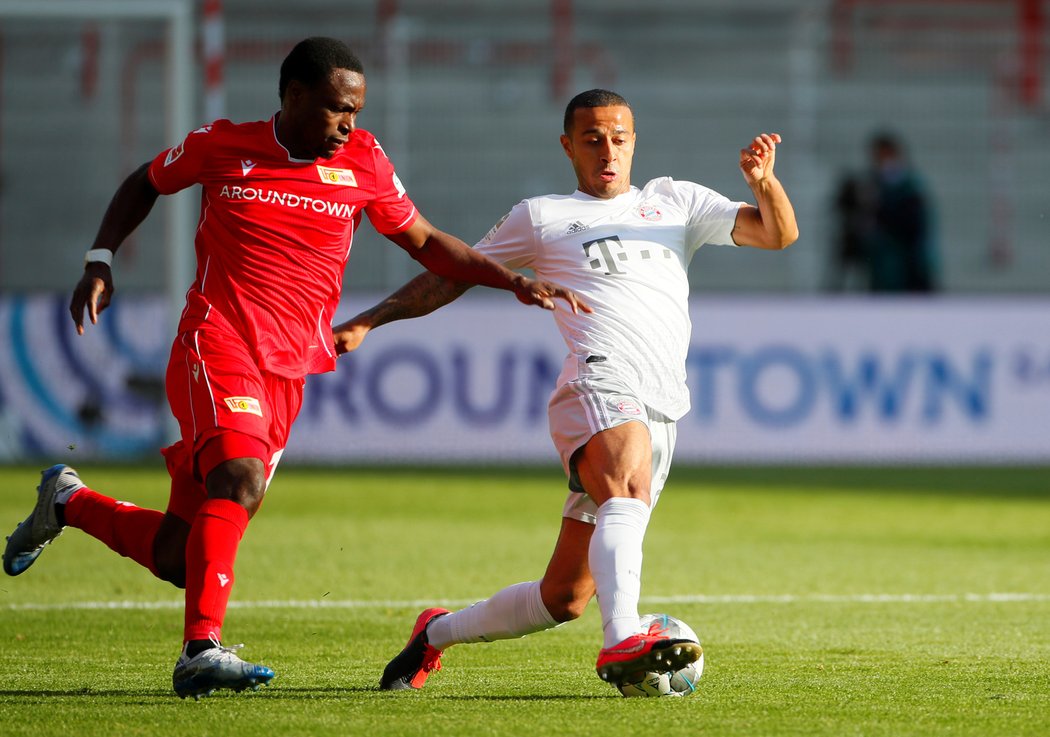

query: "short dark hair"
xmin=563 ymin=89 xmax=633 ymax=133
xmin=279 ymin=37 xmax=364 ymax=101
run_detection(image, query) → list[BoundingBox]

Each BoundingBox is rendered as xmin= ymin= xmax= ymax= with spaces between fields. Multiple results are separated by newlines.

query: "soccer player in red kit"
xmin=2 ymin=37 xmax=585 ymax=700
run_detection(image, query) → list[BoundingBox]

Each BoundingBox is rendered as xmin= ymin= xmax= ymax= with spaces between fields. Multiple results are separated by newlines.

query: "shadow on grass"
xmin=0 ymin=686 xmax=616 ymax=702
xmin=0 ymin=689 xmax=173 ymax=699
xmin=273 ymin=686 xmax=615 ymax=701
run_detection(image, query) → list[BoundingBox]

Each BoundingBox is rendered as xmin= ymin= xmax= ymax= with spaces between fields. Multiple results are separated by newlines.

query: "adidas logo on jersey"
xmin=566 ymin=221 xmax=588 ymax=235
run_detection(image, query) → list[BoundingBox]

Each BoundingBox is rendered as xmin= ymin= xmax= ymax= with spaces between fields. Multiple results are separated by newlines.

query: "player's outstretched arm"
xmin=730 ymin=133 xmax=800 ymax=251
xmin=332 ymin=271 xmax=471 ymax=355
xmin=385 ymin=214 xmax=589 ymax=313
xmin=70 ymin=162 xmax=161 ymax=334
xmin=335 ymin=215 xmax=591 ymax=356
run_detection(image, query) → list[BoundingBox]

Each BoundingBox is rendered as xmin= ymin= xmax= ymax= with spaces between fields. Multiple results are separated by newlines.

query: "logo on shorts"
xmin=317 ymin=166 xmax=358 ymax=186
xmin=615 ymin=399 xmax=643 ymax=416
xmin=482 ymin=211 xmax=512 ymax=243
xmin=191 ymin=363 xmax=200 ymax=383
xmin=224 ymin=396 xmax=263 ymax=417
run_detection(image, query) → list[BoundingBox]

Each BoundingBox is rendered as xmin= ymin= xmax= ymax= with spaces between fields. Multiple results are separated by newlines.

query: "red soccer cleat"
xmin=595 ymin=621 xmax=703 ymax=683
xmin=379 ymin=607 xmax=451 ymax=690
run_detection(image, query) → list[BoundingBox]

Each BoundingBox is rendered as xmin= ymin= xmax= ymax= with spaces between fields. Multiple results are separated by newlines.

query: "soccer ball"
xmin=615 ymin=613 xmax=704 ymax=698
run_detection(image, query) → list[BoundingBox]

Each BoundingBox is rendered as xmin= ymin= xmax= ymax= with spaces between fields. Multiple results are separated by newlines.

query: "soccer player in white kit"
xmin=333 ymin=89 xmax=799 ymax=690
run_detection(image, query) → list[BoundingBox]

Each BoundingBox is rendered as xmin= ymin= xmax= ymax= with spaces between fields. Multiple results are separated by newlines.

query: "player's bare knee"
xmin=624 ymin=482 xmax=651 ymax=506
xmin=230 ymin=481 xmax=266 ymax=517
xmin=205 ymin=458 xmax=267 ymax=517
xmin=600 ymin=481 xmax=651 ymax=507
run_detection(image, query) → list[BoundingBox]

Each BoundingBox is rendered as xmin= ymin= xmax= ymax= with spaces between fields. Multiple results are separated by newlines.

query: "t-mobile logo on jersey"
xmin=583 ymin=235 xmax=627 ymax=275
xmin=582 ymin=234 xmax=674 ymax=275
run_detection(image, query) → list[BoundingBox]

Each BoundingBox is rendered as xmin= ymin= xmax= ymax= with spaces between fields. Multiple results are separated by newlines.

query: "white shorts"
xmin=548 ymin=376 xmax=677 ymax=525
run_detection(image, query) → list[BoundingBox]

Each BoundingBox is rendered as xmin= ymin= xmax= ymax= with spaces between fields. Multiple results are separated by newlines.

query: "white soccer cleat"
xmin=172 ymin=638 xmax=275 ymax=700
xmin=3 ymin=464 xmax=83 ymax=576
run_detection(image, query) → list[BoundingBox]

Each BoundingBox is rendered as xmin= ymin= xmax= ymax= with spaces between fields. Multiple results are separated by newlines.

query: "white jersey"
xmin=475 ymin=176 xmax=745 ymax=420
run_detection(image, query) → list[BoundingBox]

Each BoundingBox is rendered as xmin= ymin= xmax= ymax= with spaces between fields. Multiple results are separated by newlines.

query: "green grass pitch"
xmin=0 ymin=463 xmax=1047 ymax=736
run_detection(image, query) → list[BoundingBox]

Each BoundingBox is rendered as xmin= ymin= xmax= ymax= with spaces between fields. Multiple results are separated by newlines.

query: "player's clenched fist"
xmin=739 ymin=133 xmax=781 ymax=185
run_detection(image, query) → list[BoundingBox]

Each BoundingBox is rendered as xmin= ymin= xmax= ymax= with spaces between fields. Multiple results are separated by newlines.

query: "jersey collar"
xmin=572 ymin=185 xmax=639 ymax=203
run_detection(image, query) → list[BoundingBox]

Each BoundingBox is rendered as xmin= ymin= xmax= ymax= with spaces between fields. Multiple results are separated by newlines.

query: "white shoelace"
xmin=206 ymin=633 xmax=246 ymax=661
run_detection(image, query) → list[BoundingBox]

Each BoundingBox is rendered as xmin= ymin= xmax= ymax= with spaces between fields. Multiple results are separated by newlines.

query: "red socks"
xmin=183 ymin=499 xmax=249 ymax=643
xmin=63 ymin=487 xmax=250 ymax=646
xmin=63 ymin=489 xmax=164 ymax=577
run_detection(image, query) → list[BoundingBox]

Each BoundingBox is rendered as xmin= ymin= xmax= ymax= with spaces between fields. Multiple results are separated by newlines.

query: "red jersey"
xmin=148 ymin=116 xmax=417 ymax=378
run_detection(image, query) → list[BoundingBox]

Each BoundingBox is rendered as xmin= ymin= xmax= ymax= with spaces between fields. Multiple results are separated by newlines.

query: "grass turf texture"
xmin=0 ymin=464 xmax=1047 ymax=736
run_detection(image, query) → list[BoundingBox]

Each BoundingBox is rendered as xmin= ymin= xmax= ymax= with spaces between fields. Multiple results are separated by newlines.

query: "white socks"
xmin=426 ymin=580 xmax=558 ymax=651
xmin=589 ymin=497 xmax=651 ymax=648
xmin=425 ymin=497 xmax=651 ymax=652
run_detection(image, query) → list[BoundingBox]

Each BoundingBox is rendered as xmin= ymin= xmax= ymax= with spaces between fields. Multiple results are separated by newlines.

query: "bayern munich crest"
xmin=636 ymin=204 xmax=663 ymax=221
xmin=615 ymin=399 xmax=643 ymax=416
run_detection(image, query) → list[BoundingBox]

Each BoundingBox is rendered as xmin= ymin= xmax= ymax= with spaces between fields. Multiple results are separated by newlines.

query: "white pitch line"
xmin=3 ymin=592 xmax=1048 ymax=612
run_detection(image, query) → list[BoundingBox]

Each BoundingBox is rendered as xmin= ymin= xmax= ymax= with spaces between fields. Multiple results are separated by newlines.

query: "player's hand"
xmin=332 ymin=319 xmax=371 ymax=355
xmin=69 ymin=263 xmax=115 ymax=335
xmin=739 ymin=133 xmax=781 ymax=186
xmin=513 ymin=277 xmax=591 ymax=314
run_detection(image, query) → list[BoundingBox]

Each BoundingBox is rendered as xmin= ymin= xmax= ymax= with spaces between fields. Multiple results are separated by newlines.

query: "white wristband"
xmin=84 ymin=248 xmax=114 ymax=266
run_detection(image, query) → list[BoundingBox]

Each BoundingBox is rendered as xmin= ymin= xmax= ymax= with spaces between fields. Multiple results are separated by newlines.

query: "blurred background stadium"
xmin=0 ymin=0 xmax=1046 ymax=465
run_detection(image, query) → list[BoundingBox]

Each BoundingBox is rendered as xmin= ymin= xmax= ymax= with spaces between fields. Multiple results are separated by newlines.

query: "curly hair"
xmin=279 ymin=37 xmax=364 ymax=101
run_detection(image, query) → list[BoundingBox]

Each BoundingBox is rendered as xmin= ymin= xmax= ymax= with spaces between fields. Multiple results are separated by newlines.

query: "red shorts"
xmin=161 ymin=323 xmax=305 ymax=523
